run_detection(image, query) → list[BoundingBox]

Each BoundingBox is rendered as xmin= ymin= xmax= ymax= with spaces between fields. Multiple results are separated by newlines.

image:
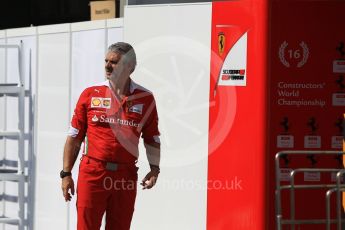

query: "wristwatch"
xmin=60 ymin=170 xmax=72 ymax=179
xmin=150 ymin=164 xmax=160 ymax=174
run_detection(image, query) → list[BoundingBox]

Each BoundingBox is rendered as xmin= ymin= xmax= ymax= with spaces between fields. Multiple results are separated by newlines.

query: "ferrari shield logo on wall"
xmin=218 ymin=32 xmax=225 ymax=56
xmin=217 ymin=32 xmax=248 ymax=86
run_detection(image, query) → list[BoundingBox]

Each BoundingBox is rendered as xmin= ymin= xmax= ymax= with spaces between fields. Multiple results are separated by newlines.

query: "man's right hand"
xmin=61 ymin=176 xmax=75 ymax=202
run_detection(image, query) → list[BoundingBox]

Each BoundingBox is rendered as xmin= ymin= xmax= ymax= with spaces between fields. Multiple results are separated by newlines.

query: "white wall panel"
xmin=107 ymin=27 xmax=123 ymax=46
xmin=69 ymin=28 xmax=105 ymax=230
xmin=71 ymin=29 xmax=106 ymax=106
xmin=125 ymin=3 xmax=211 ymax=230
xmin=35 ymin=32 xmax=70 ymax=230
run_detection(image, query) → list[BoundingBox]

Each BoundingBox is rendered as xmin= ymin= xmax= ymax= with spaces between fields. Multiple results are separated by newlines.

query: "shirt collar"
xmin=101 ymin=79 xmax=137 ymax=94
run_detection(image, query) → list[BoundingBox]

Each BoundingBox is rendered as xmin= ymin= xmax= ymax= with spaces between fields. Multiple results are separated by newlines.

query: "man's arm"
xmin=63 ymin=136 xmax=82 ymax=171
xmin=141 ymin=142 xmax=160 ymax=189
xmin=141 ymin=95 xmax=161 ymax=189
xmin=61 ymin=136 xmax=82 ymax=201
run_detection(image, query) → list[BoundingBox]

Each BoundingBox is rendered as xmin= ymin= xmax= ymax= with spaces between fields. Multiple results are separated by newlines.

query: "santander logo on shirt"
xmin=92 ymin=114 xmax=141 ymax=128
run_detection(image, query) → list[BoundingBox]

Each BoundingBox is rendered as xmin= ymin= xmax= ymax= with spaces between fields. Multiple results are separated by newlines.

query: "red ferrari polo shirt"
xmin=68 ymin=80 xmax=160 ymax=163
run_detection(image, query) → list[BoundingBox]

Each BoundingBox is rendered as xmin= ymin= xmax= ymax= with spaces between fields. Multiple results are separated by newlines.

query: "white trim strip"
xmin=71 ymin=20 xmax=107 ymax=32
xmin=106 ymin=18 xmax=124 ymax=28
xmin=0 ymin=30 xmax=5 ymax=39
xmin=6 ymin=27 xmax=37 ymax=38
xmin=126 ymin=2 xmax=211 ymax=8
xmin=38 ymin=23 xmax=70 ymax=35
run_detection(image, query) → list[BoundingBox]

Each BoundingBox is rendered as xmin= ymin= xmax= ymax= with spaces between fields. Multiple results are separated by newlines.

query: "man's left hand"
xmin=141 ymin=169 xmax=159 ymax=189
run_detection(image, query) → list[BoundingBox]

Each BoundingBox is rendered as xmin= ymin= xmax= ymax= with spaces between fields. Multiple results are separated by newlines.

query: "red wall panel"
xmin=208 ymin=1 xmax=269 ymax=229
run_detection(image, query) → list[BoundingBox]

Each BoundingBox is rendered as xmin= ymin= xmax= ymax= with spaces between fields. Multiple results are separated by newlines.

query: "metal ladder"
xmin=275 ymin=150 xmax=345 ymax=230
xmin=0 ymin=43 xmax=27 ymax=229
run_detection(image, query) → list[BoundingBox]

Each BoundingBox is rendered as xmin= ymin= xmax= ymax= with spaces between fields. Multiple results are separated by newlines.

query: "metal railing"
xmin=275 ymin=150 xmax=344 ymax=230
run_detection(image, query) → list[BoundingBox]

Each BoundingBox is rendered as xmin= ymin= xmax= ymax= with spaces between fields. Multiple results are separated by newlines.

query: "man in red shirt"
xmin=60 ymin=42 xmax=161 ymax=230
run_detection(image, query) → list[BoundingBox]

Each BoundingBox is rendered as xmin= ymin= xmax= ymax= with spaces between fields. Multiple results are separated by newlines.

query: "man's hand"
xmin=141 ymin=169 xmax=159 ymax=190
xmin=61 ymin=136 xmax=81 ymax=201
xmin=61 ymin=176 xmax=75 ymax=201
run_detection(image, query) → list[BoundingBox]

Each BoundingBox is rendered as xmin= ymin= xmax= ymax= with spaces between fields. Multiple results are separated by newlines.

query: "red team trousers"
xmin=77 ymin=156 xmax=138 ymax=230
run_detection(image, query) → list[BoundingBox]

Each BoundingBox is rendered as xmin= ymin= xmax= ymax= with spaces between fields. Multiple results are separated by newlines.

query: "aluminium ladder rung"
xmin=0 ymin=172 xmax=25 ymax=181
xmin=280 ymin=184 xmax=345 ymax=190
xmin=0 ymin=44 xmax=20 ymax=49
xmin=0 ymin=83 xmax=18 ymax=87
xmin=0 ymin=84 xmax=23 ymax=95
xmin=0 ymin=169 xmax=17 ymax=174
xmin=0 ymin=84 xmax=31 ymax=97
xmin=0 ymin=132 xmax=32 ymax=140
xmin=281 ymin=218 xmax=345 ymax=225
xmin=0 ymin=217 xmax=20 ymax=225
xmin=0 ymin=130 xmax=20 ymax=138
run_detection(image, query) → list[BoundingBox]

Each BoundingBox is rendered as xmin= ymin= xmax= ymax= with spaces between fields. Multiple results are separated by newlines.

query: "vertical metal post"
xmin=1 ymin=32 xmax=8 ymax=230
xmin=326 ymin=188 xmax=337 ymax=230
xmin=275 ymin=153 xmax=282 ymax=230
xmin=18 ymin=40 xmax=25 ymax=230
xmin=336 ymin=170 xmax=345 ymax=230
xmin=290 ymin=170 xmax=296 ymax=230
xmin=28 ymin=48 xmax=34 ymax=230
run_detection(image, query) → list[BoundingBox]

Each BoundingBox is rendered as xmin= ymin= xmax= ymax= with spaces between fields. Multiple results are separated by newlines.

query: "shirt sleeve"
xmin=68 ymin=89 xmax=89 ymax=141
xmin=142 ymin=96 xmax=160 ymax=144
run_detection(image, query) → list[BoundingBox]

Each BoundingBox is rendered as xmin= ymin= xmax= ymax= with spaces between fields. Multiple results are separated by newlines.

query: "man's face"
xmin=105 ymin=51 xmax=130 ymax=81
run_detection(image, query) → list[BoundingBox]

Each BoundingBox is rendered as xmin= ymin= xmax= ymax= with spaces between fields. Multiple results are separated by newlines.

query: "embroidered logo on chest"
xmin=91 ymin=97 xmax=111 ymax=109
xmin=92 ymin=115 xmax=99 ymax=122
xmin=128 ymin=104 xmax=144 ymax=114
